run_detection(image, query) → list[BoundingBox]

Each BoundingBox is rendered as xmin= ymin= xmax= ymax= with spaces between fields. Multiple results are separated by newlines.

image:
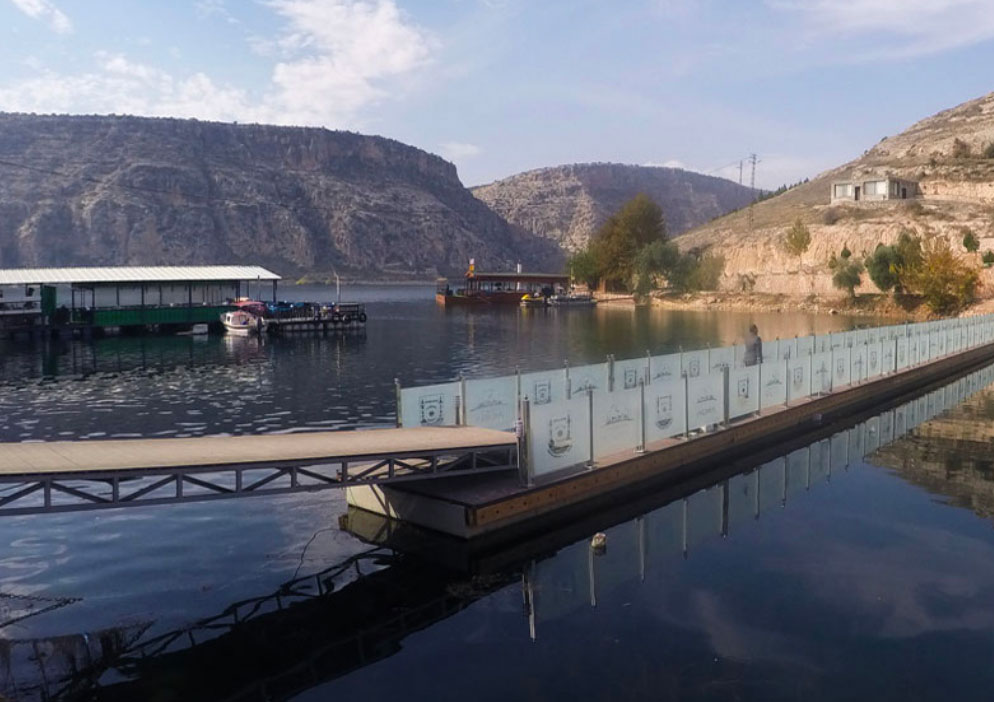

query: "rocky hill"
xmin=0 ymin=114 xmax=563 ymax=278
xmin=677 ymin=91 xmax=994 ymax=295
xmin=471 ymin=163 xmax=756 ymax=252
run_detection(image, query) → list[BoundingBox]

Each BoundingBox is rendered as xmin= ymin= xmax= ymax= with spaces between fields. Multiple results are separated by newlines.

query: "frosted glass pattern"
xmin=787 ymin=357 xmax=811 ymax=402
xmin=528 ymin=394 xmax=591 ymax=477
xmin=777 ymin=338 xmax=797 ymax=361
xmin=592 ymin=386 xmax=641 ymax=458
xmin=796 ymin=335 xmax=814 ymax=357
xmin=760 ymin=361 xmax=787 ymax=409
xmin=568 ymin=362 xmax=607 ymax=397
xmin=649 ymin=352 xmax=681 ymax=384
xmin=728 ymin=366 xmax=760 ymax=419
xmin=613 ymin=357 xmax=648 ymax=391
xmin=644 ymin=379 xmax=687 ymax=442
xmin=681 ymin=350 xmax=708 ymax=379
xmin=464 ymin=376 xmax=518 ymax=430
xmin=520 ymin=369 xmax=567 ymax=407
xmin=811 ymin=352 xmax=832 ymax=394
xmin=399 ymin=382 xmax=459 ymax=428
xmin=708 ymin=346 xmax=734 ymax=373
xmin=865 ymin=342 xmax=882 ymax=379
xmin=896 ymin=338 xmax=909 ymax=370
xmin=851 ymin=345 xmax=867 ymax=383
xmin=687 ymin=374 xmax=723 ymax=429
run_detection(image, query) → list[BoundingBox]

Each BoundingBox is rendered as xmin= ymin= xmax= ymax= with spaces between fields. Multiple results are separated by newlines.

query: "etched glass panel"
xmin=760 ymin=360 xmax=788 ymax=408
xmin=681 ymin=350 xmax=709 ymax=379
xmin=568 ymin=362 xmax=607 ymax=397
xmin=464 ymin=376 xmax=517 ymax=430
xmin=787 ymin=356 xmax=812 ymax=402
xmin=777 ymin=338 xmax=797 ymax=361
xmin=528 ymin=394 xmax=591 ymax=477
xmin=796 ymin=335 xmax=814 ymax=357
xmin=708 ymin=346 xmax=734 ymax=374
xmin=592 ymin=386 xmax=641 ymax=458
xmin=613 ymin=357 xmax=648 ymax=391
xmin=865 ymin=342 xmax=882 ymax=379
xmin=649 ymin=352 xmax=681 ymax=384
xmin=832 ymin=347 xmax=852 ymax=387
xmin=687 ymin=374 xmax=723 ymax=429
xmin=399 ymin=382 xmax=459 ymax=428
xmin=644 ymin=379 xmax=687 ymax=442
xmin=896 ymin=338 xmax=909 ymax=370
xmin=811 ymin=352 xmax=832 ymax=394
xmin=520 ymin=369 xmax=567 ymax=407
xmin=728 ymin=366 xmax=760 ymax=419
xmin=851 ymin=344 xmax=867 ymax=383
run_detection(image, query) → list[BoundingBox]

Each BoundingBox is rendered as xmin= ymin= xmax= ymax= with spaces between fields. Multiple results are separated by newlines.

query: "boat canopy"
xmin=466 ymin=271 xmax=569 ymax=285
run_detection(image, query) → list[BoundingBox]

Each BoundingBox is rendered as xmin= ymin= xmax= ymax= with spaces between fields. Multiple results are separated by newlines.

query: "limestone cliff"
xmin=0 ymin=114 xmax=563 ymax=278
xmin=471 ymin=163 xmax=756 ymax=252
xmin=677 ymin=92 xmax=994 ymax=296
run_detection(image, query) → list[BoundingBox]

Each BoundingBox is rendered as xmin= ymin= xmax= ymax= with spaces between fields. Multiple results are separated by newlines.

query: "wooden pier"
xmin=0 ymin=426 xmax=517 ymax=516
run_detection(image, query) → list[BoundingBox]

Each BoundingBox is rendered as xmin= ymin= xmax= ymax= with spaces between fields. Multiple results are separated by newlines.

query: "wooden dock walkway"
xmin=0 ymin=426 xmax=517 ymax=516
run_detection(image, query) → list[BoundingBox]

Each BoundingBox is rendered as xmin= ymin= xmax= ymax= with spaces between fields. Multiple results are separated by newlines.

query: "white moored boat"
xmin=221 ymin=309 xmax=266 ymax=336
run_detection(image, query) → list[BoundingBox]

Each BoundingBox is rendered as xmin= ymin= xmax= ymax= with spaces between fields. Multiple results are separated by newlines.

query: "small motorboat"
xmin=221 ymin=309 xmax=266 ymax=336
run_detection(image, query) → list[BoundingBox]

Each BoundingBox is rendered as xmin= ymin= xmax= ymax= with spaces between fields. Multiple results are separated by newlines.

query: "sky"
xmin=1 ymin=0 xmax=994 ymax=189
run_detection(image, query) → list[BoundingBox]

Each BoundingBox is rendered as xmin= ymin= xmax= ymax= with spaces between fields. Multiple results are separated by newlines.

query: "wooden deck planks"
xmin=0 ymin=426 xmax=515 ymax=476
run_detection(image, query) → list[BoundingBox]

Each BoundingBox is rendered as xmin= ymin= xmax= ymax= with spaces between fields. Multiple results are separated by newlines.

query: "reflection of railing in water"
xmin=9 ymin=365 xmax=994 ymax=701
xmin=521 ymin=362 xmax=994 ymax=639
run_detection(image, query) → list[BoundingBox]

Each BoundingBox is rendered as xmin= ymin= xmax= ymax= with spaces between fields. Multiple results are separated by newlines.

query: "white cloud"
xmin=643 ymin=159 xmax=687 ymax=169
xmin=770 ymin=0 xmax=994 ymax=58
xmin=439 ymin=142 xmax=481 ymax=161
xmin=0 ymin=0 xmax=436 ymax=129
xmin=9 ymin=0 xmax=72 ymax=34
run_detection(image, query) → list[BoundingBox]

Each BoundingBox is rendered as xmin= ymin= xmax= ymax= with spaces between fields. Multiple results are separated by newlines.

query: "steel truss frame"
xmin=0 ymin=444 xmax=516 ymax=516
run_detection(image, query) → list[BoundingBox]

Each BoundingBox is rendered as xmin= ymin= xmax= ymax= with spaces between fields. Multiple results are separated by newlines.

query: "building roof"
xmin=0 ymin=265 xmax=281 ymax=286
xmin=467 ymin=271 xmax=570 ymax=282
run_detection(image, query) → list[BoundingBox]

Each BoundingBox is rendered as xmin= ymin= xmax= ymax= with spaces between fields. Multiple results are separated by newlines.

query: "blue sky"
xmin=2 ymin=0 xmax=993 ymax=189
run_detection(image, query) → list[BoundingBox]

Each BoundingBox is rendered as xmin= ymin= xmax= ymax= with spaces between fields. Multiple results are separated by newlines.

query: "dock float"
xmin=346 ymin=340 xmax=994 ymax=545
xmin=0 ymin=426 xmax=517 ymax=516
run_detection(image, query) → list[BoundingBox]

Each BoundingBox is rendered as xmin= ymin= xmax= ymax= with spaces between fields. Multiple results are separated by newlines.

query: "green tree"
xmin=982 ymin=250 xmax=994 ymax=267
xmin=829 ymin=247 xmax=864 ymax=298
xmin=567 ymin=248 xmax=601 ymax=288
xmin=864 ymin=244 xmax=902 ymax=292
xmin=633 ymin=240 xmax=680 ymax=297
xmin=963 ymin=228 xmax=980 ymax=253
xmin=781 ymin=218 xmax=812 ymax=263
xmin=667 ymin=248 xmax=725 ymax=292
xmin=594 ymin=193 xmax=667 ymax=289
xmin=906 ymin=237 xmax=980 ymax=313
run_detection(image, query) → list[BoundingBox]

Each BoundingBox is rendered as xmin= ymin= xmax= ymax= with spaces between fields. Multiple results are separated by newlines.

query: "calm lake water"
xmin=2 ymin=285 xmax=992 ymax=701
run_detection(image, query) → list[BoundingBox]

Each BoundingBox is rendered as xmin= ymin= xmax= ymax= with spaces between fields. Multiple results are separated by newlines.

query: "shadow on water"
xmin=7 ymin=361 xmax=994 ymax=701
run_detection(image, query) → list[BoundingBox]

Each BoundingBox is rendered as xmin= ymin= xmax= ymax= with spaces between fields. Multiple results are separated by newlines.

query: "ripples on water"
xmin=12 ymin=284 xmax=965 ymax=700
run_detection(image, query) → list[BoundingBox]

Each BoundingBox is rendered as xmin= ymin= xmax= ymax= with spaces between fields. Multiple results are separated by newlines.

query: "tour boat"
xmin=436 ymin=260 xmax=570 ymax=306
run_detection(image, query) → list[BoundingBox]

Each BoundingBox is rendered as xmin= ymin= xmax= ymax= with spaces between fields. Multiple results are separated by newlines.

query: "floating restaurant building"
xmin=0 ymin=265 xmax=280 ymax=336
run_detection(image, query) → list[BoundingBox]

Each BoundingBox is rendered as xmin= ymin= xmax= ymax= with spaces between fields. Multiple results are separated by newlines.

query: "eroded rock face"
xmin=0 ymin=114 xmax=563 ymax=277
xmin=677 ymin=91 xmax=994 ymax=295
xmin=471 ymin=163 xmax=756 ymax=252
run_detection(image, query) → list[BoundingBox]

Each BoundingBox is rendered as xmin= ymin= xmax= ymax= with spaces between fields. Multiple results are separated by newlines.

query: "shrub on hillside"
xmin=982 ymin=250 xmax=994 ymax=267
xmin=822 ymin=207 xmax=841 ymax=225
xmin=952 ymin=138 xmax=972 ymax=159
xmin=984 ymin=143 xmax=994 ymax=159
xmin=963 ymin=228 xmax=980 ymax=253
xmin=829 ymin=247 xmax=864 ymax=298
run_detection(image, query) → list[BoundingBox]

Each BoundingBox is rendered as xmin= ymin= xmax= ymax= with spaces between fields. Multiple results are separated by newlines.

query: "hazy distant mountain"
xmin=676 ymin=90 xmax=994 ymax=295
xmin=471 ymin=163 xmax=756 ymax=252
xmin=0 ymin=113 xmax=563 ymax=278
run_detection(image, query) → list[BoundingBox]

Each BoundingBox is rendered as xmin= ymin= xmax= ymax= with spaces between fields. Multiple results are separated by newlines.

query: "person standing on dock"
xmin=744 ymin=324 xmax=763 ymax=366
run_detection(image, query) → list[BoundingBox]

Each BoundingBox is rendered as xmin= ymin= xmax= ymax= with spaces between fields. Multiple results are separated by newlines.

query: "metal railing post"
xmin=394 ymin=378 xmax=402 ymax=427
xmin=517 ymin=397 xmax=532 ymax=487
xmin=637 ymin=379 xmax=646 ymax=453
xmin=607 ymin=354 xmax=615 ymax=392
xmin=459 ymin=373 xmax=467 ymax=425
xmin=587 ymin=388 xmax=595 ymax=469
xmin=722 ymin=365 xmax=730 ymax=428
xmin=683 ymin=373 xmax=690 ymax=438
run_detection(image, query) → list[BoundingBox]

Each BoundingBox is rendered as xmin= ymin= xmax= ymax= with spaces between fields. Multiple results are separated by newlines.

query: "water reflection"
xmin=7 ymin=361 xmax=994 ymax=701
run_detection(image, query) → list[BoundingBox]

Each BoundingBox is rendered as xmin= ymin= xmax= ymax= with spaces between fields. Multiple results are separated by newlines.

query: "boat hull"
xmin=436 ymin=291 xmax=527 ymax=306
